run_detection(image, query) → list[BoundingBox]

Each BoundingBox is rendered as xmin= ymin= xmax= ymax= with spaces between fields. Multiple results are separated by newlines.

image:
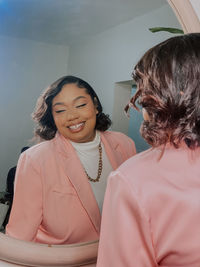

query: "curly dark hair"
xmin=126 ymin=33 xmax=200 ymax=149
xmin=32 ymin=76 xmax=111 ymax=140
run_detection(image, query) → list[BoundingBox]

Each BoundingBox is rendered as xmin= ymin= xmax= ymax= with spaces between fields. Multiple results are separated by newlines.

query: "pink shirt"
xmin=97 ymin=144 xmax=200 ymax=266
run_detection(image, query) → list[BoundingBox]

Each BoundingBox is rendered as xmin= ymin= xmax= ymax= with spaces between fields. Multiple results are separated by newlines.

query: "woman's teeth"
xmin=69 ymin=123 xmax=84 ymax=130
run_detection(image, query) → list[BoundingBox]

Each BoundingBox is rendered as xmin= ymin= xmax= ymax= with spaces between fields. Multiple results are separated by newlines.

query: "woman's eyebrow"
xmin=52 ymin=102 xmax=65 ymax=107
xmin=73 ymin=96 xmax=87 ymax=103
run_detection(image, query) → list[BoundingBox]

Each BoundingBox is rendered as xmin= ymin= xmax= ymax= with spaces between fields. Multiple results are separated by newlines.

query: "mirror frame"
xmin=0 ymin=233 xmax=98 ymax=267
xmin=168 ymin=0 xmax=200 ymax=33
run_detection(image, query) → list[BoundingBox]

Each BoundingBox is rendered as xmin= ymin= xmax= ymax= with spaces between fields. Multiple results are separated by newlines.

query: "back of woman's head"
xmin=32 ymin=75 xmax=111 ymax=140
xmin=130 ymin=33 xmax=200 ymax=149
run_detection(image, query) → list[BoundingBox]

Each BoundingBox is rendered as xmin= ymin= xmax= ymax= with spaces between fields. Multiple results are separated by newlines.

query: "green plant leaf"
xmin=149 ymin=27 xmax=184 ymax=34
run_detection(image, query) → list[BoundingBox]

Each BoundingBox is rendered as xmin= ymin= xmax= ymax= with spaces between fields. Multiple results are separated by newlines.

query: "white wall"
xmin=68 ymin=4 xmax=181 ymax=126
xmin=190 ymin=0 xmax=200 ymax=19
xmin=0 ymin=36 xmax=69 ymax=191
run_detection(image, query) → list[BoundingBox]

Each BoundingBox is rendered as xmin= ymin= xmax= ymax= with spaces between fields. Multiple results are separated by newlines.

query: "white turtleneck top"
xmin=70 ymin=131 xmax=113 ymax=213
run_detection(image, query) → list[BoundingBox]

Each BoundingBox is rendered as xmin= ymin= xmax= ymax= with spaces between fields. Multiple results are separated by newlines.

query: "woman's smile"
xmin=67 ymin=122 xmax=85 ymax=132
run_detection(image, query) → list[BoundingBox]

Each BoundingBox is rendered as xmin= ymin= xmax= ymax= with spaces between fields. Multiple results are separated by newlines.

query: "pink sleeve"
xmin=97 ymin=171 xmax=157 ymax=267
xmin=6 ymin=152 xmax=43 ymax=242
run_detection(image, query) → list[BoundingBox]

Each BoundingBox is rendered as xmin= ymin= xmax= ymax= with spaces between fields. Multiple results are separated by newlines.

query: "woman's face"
xmin=52 ymin=83 xmax=98 ymax=143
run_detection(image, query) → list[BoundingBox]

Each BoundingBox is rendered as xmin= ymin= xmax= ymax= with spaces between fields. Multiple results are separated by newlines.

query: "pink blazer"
xmin=97 ymin=144 xmax=200 ymax=266
xmin=6 ymin=131 xmax=136 ymax=245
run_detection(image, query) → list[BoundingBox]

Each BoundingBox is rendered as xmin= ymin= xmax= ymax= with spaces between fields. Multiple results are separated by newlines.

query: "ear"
xmin=142 ymin=108 xmax=150 ymax=121
xmin=94 ymin=97 xmax=99 ymax=114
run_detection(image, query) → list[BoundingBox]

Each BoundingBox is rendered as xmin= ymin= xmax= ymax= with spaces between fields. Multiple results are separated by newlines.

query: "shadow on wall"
xmin=111 ymin=81 xmax=149 ymax=153
xmin=128 ymin=86 xmax=150 ymax=153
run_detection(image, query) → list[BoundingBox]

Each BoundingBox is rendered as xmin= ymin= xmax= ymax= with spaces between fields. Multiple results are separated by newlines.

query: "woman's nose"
xmin=66 ymin=108 xmax=79 ymax=121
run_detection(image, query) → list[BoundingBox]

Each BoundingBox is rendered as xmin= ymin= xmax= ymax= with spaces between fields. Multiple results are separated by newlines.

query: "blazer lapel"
xmin=55 ymin=133 xmax=101 ymax=234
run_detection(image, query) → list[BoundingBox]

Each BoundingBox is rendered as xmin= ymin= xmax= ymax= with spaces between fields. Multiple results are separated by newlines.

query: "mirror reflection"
xmin=6 ymin=74 xmax=136 ymax=244
xmin=0 ymin=0 xmax=180 ymax=247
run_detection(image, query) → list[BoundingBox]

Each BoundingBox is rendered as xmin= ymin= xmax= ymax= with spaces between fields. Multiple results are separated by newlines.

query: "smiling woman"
xmin=6 ymin=75 xmax=136 ymax=245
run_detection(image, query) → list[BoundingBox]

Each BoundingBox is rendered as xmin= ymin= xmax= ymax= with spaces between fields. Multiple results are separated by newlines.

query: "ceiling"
xmin=0 ymin=0 xmax=167 ymax=46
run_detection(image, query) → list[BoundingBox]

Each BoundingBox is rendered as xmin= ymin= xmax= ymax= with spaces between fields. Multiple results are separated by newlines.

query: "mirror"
xmin=0 ymin=0 xmax=182 ymax=265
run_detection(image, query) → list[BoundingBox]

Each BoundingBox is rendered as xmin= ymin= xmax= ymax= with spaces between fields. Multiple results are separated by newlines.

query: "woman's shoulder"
xmin=118 ymin=148 xmax=153 ymax=173
xmin=102 ymin=130 xmax=134 ymax=144
xmin=101 ymin=130 xmax=136 ymax=156
xmin=22 ymin=139 xmax=55 ymax=160
xmin=103 ymin=130 xmax=129 ymax=138
xmin=115 ymin=144 xmax=200 ymax=185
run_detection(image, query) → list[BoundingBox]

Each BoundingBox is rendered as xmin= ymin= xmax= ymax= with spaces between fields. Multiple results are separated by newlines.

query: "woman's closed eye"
xmin=55 ymin=109 xmax=66 ymax=113
xmin=76 ymin=103 xmax=87 ymax=108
